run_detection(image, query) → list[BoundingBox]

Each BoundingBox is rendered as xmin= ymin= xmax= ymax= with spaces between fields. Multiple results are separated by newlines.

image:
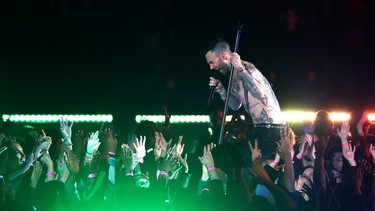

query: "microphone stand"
xmin=218 ymin=23 xmax=244 ymax=145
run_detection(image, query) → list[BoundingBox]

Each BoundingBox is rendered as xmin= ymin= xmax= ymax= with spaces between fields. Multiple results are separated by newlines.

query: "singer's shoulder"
xmin=241 ymin=60 xmax=257 ymax=71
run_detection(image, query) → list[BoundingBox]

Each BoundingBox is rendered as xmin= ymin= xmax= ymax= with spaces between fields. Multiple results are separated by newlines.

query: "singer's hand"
xmin=231 ymin=52 xmax=244 ymax=72
xmin=209 ymin=77 xmax=226 ymax=97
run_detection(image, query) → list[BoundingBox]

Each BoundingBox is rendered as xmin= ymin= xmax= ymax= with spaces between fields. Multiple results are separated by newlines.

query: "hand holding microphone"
xmin=207 ymin=77 xmax=226 ymax=106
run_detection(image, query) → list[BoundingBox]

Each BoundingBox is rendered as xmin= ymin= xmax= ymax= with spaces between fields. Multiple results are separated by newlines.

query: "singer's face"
xmin=205 ymin=51 xmax=230 ymax=75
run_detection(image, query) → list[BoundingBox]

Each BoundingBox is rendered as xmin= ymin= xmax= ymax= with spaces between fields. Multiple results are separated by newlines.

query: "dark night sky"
xmin=1 ymin=0 xmax=375 ymax=119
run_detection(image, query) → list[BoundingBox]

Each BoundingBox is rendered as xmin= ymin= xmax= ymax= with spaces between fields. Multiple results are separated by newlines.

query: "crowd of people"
xmin=0 ymin=108 xmax=374 ymax=211
xmin=1 ymin=33 xmax=375 ymax=210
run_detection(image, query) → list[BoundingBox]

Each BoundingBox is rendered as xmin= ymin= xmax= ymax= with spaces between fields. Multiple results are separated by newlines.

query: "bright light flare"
xmin=329 ymin=112 xmax=351 ymax=122
xmin=367 ymin=113 xmax=375 ymax=121
xmin=2 ymin=114 xmax=113 ymax=123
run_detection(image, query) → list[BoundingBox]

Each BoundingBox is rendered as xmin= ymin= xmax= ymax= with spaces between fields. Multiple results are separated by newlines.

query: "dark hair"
xmin=326 ymin=143 xmax=342 ymax=163
xmin=314 ymin=110 xmax=333 ymax=136
xmin=134 ymin=120 xmax=157 ymax=149
xmin=204 ymin=38 xmax=231 ymax=56
xmin=0 ymin=138 xmax=20 ymax=175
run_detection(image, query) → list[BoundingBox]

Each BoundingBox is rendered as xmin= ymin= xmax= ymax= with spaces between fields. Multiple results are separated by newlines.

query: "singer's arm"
xmin=209 ymin=77 xmax=242 ymax=110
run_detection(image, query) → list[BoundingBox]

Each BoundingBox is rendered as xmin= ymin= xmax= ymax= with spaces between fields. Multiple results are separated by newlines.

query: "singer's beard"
xmin=218 ymin=64 xmax=231 ymax=75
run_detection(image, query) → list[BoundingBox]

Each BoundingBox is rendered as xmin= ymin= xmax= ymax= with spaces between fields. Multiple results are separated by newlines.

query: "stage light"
xmin=282 ymin=111 xmax=316 ymax=122
xmin=329 ymin=112 xmax=351 ymax=122
xmin=135 ymin=115 xmax=244 ymax=123
xmin=136 ymin=115 xmax=209 ymax=123
xmin=282 ymin=111 xmax=351 ymax=122
xmin=368 ymin=113 xmax=375 ymax=121
xmin=135 ymin=112 xmax=370 ymax=124
xmin=2 ymin=114 xmax=113 ymax=123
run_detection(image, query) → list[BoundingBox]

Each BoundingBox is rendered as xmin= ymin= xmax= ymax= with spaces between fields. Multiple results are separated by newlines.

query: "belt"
xmin=254 ymin=124 xmax=287 ymax=129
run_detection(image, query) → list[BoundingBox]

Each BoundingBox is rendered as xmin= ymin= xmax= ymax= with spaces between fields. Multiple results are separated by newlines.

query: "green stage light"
xmin=2 ymin=114 xmax=113 ymax=123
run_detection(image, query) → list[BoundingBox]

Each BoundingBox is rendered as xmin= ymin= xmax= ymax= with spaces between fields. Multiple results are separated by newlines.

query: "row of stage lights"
xmin=1 ymin=114 xmax=113 ymax=123
xmin=1 ymin=112 xmax=375 ymax=124
xmin=135 ymin=112 xmax=375 ymax=123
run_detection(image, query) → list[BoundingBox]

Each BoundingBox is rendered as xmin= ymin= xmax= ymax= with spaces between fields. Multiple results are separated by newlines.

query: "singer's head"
xmin=204 ymin=38 xmax=232 ymax=75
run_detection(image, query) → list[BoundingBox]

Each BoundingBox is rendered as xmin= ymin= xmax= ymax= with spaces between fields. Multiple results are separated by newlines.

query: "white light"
xmin=368 ymin=114 xmax=375 ymax=121
xmin=1 ymin=114 xmax=113 ymax=123
xmin=283 ymin=111 xmax=315 ymax=122
xmin=2 ymin=114 xmax=10 ymax=121
xmin=329 ymin=112 xmax=351 ymax=122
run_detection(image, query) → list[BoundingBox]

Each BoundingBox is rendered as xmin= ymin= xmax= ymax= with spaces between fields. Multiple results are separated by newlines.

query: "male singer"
xmin=205 ymin=38 xmax=287 ymax=164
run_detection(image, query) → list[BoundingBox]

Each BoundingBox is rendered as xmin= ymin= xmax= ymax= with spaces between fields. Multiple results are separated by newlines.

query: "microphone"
xmin=207 ymin=86 xmax=215 ymax=107
xmin=207 ymin=71 xmax=221 ymax=107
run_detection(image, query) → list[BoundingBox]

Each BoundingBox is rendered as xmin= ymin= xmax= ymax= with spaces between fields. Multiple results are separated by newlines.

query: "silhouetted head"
xmin=314 ymin=110 xmax=333 ymax=137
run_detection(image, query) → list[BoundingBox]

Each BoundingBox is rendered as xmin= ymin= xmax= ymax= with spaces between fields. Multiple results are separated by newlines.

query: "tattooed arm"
xmin=236 ymin=61 xmax=283 ymax=124
xmin=237 ymin=62 xmax=270 ymax=106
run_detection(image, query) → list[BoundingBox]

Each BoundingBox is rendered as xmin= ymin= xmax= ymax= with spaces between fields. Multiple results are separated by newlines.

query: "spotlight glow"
xmin=135 ymin=115 xmax=244 ymax=123
xmin=2 ymin=114 xmax=113 ymax=123
xmin=368 ymin=114 xmax=375 ymax=121
xmin=329 ymin=112 xmax=351 ymax=122
xmin=135 ymin=112 xmax=372 ymax=124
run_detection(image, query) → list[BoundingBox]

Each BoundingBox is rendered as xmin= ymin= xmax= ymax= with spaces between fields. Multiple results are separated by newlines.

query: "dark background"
xmin=1 ymin=0 xmax=374 ymax=122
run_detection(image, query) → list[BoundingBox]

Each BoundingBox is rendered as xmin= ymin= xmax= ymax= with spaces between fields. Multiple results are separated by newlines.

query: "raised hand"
xmin=248 ymin=138 xmax=261 ymax=162
xmin=60 ymin=117 xmax=73 ymax=142
xmin=121 ymin=144 xmax=135 ymax=172
xmin=30 ymin=161 xmax=43 ymax=188
xmin=179 ymin=153 xmax=189 ymax=173
xmin=231 ymin=52 xmax=244 ymax=72
xmin=343 ymin=143 xmax=356 ymax=166
xmin=175 ymin=135 xmax=185 ymax=156
xmin=72 ymin=130 xmax=86 ymax=157
xmin=198 ymin=143 xmax=216 ymax=168
xmin=86 ymin=131 xmax=100 ymax=154
xmin=154 ymin=132 xmax=171 ymax=159
xmin=35 ymin=131 xmax=52 ymax=158
xmin=41 ymin=152 xmax=55 ymax=182
xmin=154 ymin=132 xmax=162 ymax=160
xmin=40 ymin=152 xmax=54 ymax=168
xmin=163 ymin=105 xmax=171 ymax=127
xmin=100 ymin=125 xmax=118 ymax=154
xmin=357 ymin=111 xmax=369 ymax=136
xmin=337 ymin=122 xmax=350 ymax=141
xmin=278 ymin=128 xmax=295 ymax=159
xmin=159 ymin=145 xmax=180 ymax=175
xmin=302 ymin=133 xmax=313 ymax=147
xmin=132 ymin=136 xmax=146 ymax=163
xmin=297 ymin=134 xmax=312 ymax=159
